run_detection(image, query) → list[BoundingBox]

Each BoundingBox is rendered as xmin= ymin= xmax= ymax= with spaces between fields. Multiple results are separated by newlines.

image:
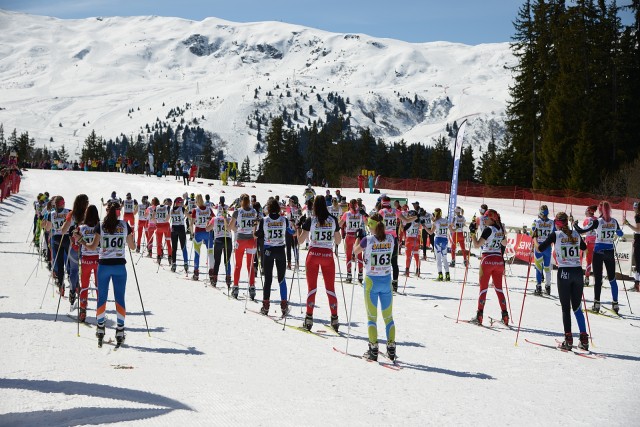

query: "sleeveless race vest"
xmin=263 ymin=216 xmax=286 ymax=247
xmin=533 ymin=218 xmax=554 ymax=244
xmin=595 ymin=218 xmax=619 ymax=245
xmin=138 ymin=202 xmax=150 ymax=220
xmin=212 ymin=216 xmax=231 ymax=239
xmin=583 ymin=216 xmax=597 ymax=243
xmin=187 ymin=198 xmax=197 ymax=212
xmin=78 ymin=224 xmax=99 ymax=256
xmin=553 ymin=230 xmax=582 ymax=267
xmin=363 ymin=234 xmax=394 ymax=276
xmin=406 ymin=220 xmax=420 ymax=238
xmin=98 ymin=220 xmax=127 ymax=260
xmin=50 ymin=209 xmax=70 ymax=236
xmin=193 ymin=206 xmax=213 ymax=231
xmin=344 ymin=211 xmax=364 ymax=234
xmin=481 ymin=225 xmax=505 ymax=255
xmin=453 ymin=215 xmax=466 ymax=232
xmin=434 ymin=218 xmax=449 ymax=238
xmin=123 ymin=199 xmax=135 ymax=213
xmin=171 ymin=207 xmax=185 ymax=227
xmin=155 ymin=206 xmax=169 ymax=224
xmin=288 ymin=206 xmax=302 ymax=225
xmin=421 ymin=212 xmax=433 ymax=229
xmin=308 ymin=216 xmax=337 ymax=249
xmin=235 ymin=208 xmax=258 ymax=234
xmin=379 ymin=208 xmax=398 ymax=236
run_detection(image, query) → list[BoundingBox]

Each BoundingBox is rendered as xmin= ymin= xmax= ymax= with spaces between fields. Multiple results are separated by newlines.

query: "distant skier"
xmin=190 ymin=195 xmax=214 ymax=281
xmin=449 ymin=206 xmax=467 ymax=267
xmin=44 ymin=196 xmax=70 ymax=296
xmin=229 ymin=194 xmax=258 ymax=299
xmin=623 ymin=201 xmax=640 ymax=292
xmin=170 ymin=196 xmax=189 ymax=273
xmin=205 ymin=205 xmax=233 ymax=288
xmin=339 ymin=199 xmax=366 ymax=283
xmin=122 ymin=193 xmax=136 ymax=227
xmin=581 ymin=205 xmax=598 ymax=286
xmin=428 ymin=208 xmax=450 ymax=281
xmin=303 ymin=184 xmax=316 ymax=202
xmin=532 ymin=205 xmax=555 ymax=296
xmin=136 ymin=196 xmax=151 ymax=252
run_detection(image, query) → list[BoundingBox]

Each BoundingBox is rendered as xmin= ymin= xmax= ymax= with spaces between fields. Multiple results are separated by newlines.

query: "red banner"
xmin=506 ymin=233 xmax=533 ymax=263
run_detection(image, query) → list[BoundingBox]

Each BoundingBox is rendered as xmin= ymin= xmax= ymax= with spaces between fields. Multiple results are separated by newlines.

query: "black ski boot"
xmin=363 ymin=342 xmax=379 ymax=361
xmin=404 ymin=268 xmax=410 ymax=277
xmin=171 ymin=263 xmax=177 ymax=272
xmin=545 ymin=283 xmax=551 ymax=296
xmin=226 ymin=275 xmax=232 ymax=289
xmin=249 ymin=286 xmax=256 ymax=301
xmin=501 ymin=310 xmax=509 ymax=326
xmin=135 ymin=246 xmax=140 ymax=253
xmin=303 ymin=314 xmax=313 ymax=331
xmin=79 ymin=308 xmax=87 ymax=323
xmin=157 ymin=255 xmax=162 ymax=265
xmin=96 ymin=323 xmax=105 ymax=348
xmin=346 ymin=272 xmax=352 ymax=284
xmin=392 ymin=280 xmax=398 ymax=293
xmin=280 ymin=301 xmax=290 ymax=317
xmin=260 ymin=300 xmax=270 ymax=315
xmin=147 ymin=248 xmax=152 ymax=258
xmin=386 ymin=341 xmax=397 ymax=361
xmin=184 ymin=263 xmax=189 ymax=274
xmin=357 ymin=272 xmax=363 ymax=283
xmin=192 ymin=269 xmax=199 ymax=281
xmin=445 ymin=272 xmax=451 ymax=282
xmin=612 ymin=301 xmax=620 ymax=314
xmin=578 ymin=332 xmax=589 ymax=351
xmin=560 ymin=333 xmax=573 ymax=350
xmin=330 ymin=315 xmax=339 ymax=332
xmin=591 ymin=301 xmax=600 ymax=313
xmin=437 ymin=272 xmax=443 ymax=282
xmin=584 ymin=276 xmax=590 ymax=287
xmin=469 ymin=310 xmax=483 ymax=325
xmin=115 ymin=327 xmax=125 ymax=347
xmin=69 ymin=289 xmax=76 ymax=307
xmin=449 ymin=260 xmax=456 ymax=268
xmin=534 ymin=284 xmax=542 ymax=296
xmin=231 ymin=286 xmax=239 ymax=299
xmin=209 ymin=269 xmax=216 ymax=287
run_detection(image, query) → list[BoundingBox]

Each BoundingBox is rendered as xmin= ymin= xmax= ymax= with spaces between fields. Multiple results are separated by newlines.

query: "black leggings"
xmin=392 ymin=236 xmax=399 ymax=281
xmin=262 ymin=246 xmax=286 ymax=301
xmin=557 ymin=267 xmax=584 ymax=333
xmin=52 ymin=235 xmax=70 ymax=287
xmin=254 ymin=237 xmax=264 ymax=272
xmin=421 ymin=230 xmax=433 ymax=258
xmin=593 ymin=249 xmax=615 ymax=301
xmin=213 ymin=237 xmax=232 ymax=277
xmin=286 ymin=233 xmax=299 ymax=265
xmin=171 ymin=225 xmax=187 ymax=264
xmin=634 ymin=236 xmax=640 ymax=276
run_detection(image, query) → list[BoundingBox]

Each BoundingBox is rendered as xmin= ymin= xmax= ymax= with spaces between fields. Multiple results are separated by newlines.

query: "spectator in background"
xmin=162 ymin=160 xmax=168 ymax=177
xmin=306 ymin=168 xmax=313 ymax=185
xmin=358 ymin=174 xmax=365 ymax=193
xmin=182 ymin=161 xmax=190 ymax=186
xmin=368 ymin=174 xmax=374 ymax=194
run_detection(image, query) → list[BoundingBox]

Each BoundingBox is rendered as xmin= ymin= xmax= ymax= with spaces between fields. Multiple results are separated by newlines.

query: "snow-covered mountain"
xmin=0 ymin=10 xmax=514 ymax=162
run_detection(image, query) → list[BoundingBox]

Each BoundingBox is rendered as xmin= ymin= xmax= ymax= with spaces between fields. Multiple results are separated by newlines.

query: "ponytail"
xmin=103 ymin=203 xmax=119 ymax=234
xmin=375 ymin=221 xmax=386 ymax=242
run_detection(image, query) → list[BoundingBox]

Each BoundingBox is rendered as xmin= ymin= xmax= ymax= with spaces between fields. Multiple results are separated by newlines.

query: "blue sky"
xmin=1 ymin=0 xmax=529 ymax=44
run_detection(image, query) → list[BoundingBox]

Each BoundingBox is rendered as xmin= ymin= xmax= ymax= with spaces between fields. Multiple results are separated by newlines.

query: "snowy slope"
xmin=0 ymin=170 xmax=639 ymax=426
xmin=0 ymin=10 xmax=514 ymax=163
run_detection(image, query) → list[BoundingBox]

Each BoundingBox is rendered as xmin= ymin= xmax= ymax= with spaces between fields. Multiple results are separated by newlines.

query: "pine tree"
xmin=263 ymin=117 xmax=287 ymax=183
xmin=239 ymin=156 xmax=251 ymax=182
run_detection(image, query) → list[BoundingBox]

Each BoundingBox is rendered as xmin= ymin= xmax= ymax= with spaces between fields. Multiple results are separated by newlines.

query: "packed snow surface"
xmin=1 ymin=169 xmax=639 ymax=426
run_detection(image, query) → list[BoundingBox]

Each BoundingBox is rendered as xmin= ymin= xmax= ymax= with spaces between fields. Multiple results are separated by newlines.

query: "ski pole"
xmin=244 ymin=249 xmax=256 ymax=314
xmin=345 ymin=266 xmax=357 ymax=354
xmin=335 ymin=245 xmax=349 ymax=322
xmin=502 ymin=260 xmax=513 ymax=320
xmin=613 ymin=243 xmax=633 ymax=314
xmin=515 ymin=244 xmax=534 ymax=346
xmin=24 ymin=259 xmax=39 ymax=286
xmin=282 ymin=266 xmax=296 ymax=330
xmin=40 ymin=236 xmax=63 ymax=309
xmin=581 ymin=291 xmax=594 ymax=347
xmin=129 ymin=247 xmax=150 ymax=337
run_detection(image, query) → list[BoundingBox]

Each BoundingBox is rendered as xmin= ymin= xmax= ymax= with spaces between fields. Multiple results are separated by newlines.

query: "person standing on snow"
xmin=536 ymin=212 xmax=589 ymax=351
xmin=449 ymin=206 xmax=467 ymax=268
xmin=229 ymin=194 xmax=259 ymax=300
xmin=623 ymin=201 xmax=640 ymax=292
xmin=581 ymin=205 xmax=598 ymax=287
xmin=122 ymin=193 xmax=136 ymax=228
xmin=353 ymin=213 xmax=397 ymax=361
xmin=170 ymin=196 xmax=189 ymax=273
xmin=532 ymin=205 xmax=555 ymax=296
xmin=428 ymin=208 xmax=450 ymax=281
xmin=340 ymin=199 xmax=367 ymax=284
xmin=205 ymin=205 xmax=233 ymax=288
xmin=190 ymin=194 xmax=214 ymax=281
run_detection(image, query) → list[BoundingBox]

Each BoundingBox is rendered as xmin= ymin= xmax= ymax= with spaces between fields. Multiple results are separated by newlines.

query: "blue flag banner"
xmin=447 ymin=120 xmax=467 ymax=224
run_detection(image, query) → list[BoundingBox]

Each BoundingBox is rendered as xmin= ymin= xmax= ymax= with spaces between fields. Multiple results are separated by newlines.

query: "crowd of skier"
xmin=28 ymin=184 xmax=640 ymax=358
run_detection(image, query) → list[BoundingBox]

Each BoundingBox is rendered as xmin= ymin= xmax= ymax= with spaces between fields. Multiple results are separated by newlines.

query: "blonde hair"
xmin=196 ymin=194 xmax=204 ymax=208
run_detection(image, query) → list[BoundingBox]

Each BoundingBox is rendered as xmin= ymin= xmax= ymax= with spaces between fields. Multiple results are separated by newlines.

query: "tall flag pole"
xmin=447 ymin=120 xmax=468 ymax=224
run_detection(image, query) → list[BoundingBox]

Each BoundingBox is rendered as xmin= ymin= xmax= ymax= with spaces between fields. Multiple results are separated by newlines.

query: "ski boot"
xmin=386 ymin=341 xmax=397 ymax=361
xmin=404 ymin=268 xmax=410 ymax=277
xmin=231 ymin=286 xmax=240 ymax=299
xmin=357 ymin=272 xmax=363 ymax=284
xmin=287 ymin=261 xmax=292 ymax=270
xmin=57 ymin=283 xmax=65 ymax=297
xmin=209 ymin=269 xmax=216 ymax=286
xmin=534 ymin=284 xmax=542 ymax=296
xmin=68 ymin=289 xmax=76 ymax=306
xmin=157 ymin=255 xmax=162 ymax=265
xmin=416 ymin=268 xmax=420 ymax=278
xmin=260 ymin=300 xmax=270 ymax=316
xmin=96 ymin=323 xmax=105 ymax=348
xmin=192 ymin=269 xmax=199 ymax=281
xmin=591 ymin=301 xmax=600 ymax=313
xmin=115 ymin=327 xmax=125 ymax=347
xmin=280 ymin=301 xmax=290 ymax=317
xmin=184 ymin=263 xmax=189 ymax=274
xmin=147 ymin=248 xmax=153 ymax=258
xmin=584 ymin=276 xmax=590 ymax=287
xmin=392 ymin=280 xmax=398 ymax=293
xmin=363 ymin=342 xmax=379 ymax=361
xmin=330 ymin=315 xmax=339 ymax=332
xmin=135 ymin=246 xmax=140 ymax=253
xmin=346 ymin=272 xmax=352 ymax=284
xmin=303 ymin=314 xmax=313 ymax=331
xmin=249 ymin=286 xmax=256 ymax=301
xmin=170 ymin=263 xmax=177 ymax=272
xmin=78 ymin=308 xmax=87 ymax=323
xmin=449 ymin=260 xmax=456 ymax=268
xmin=463 ymin=259 xmax=468 ymax=267
xmin=469 ymin=310 xmax=483 ymax=325
xmin=633 ymin=281 xmax=640 ymax=292
xmin=545 ymin=284 xmax=551 ymax=296
xmin=560 ymin=333 xmax=573 ymax=350
xmin=445 ymin=272 xmax=451 ymax=282
xmin=225 ymin=275 xmax=232 ymax=289
xmin=578 ymin=332 xmax=589 ymax=351
xmin=437 ymin=272 xmax=443 ymax=282
xmin=501 ymin=309 xmax=509 ymax=326
xmin=612 ymin=301 xmax=619 ymax=314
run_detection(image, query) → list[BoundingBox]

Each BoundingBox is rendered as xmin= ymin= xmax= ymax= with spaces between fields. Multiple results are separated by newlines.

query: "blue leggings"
xmin=193 ymin=231 xmax=213 ymax=270
xmin=68 ymin=248 xmax=79 ymax=293
xmin=534 ymin=247 xmax=552 ymax=285
xmin=364 ymin=274 xmax=395 ymax=343
xmin=96 ymin=264 xmax=127 ymax=327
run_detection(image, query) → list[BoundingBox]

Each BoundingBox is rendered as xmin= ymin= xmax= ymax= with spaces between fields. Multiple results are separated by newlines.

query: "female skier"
xmin=254 ymin=198 xmax=292 ymax=316
xmin=582 ymin=205 xmax=598 ymax=286
xmin=469 ymin=209 xmax=509 ymax=325
xmin=205 ymin=206 xmax=233 ymax=288
xmin=450 ymin=206 xmax=467 ymax=267
xmin=190 ymin=194 xmax=214 ymax=280
xmin=297 ymin=195 xmax=341 ymax=331
xmin=623 ymin=201 xmax=640 ymax=291
xmin=285 ymin=196 xmax=302 ymax=270
xmin=339 ymin=199 xmax=367 ymax=283
xmin=153 ymin=198 xmax=172 ymax=264
xmin=44 ymin=196 xmax=70 ymax=295
xmin=532 ymin=205 xmax=555 ymax=296
xmin=378 ymin=196 xmax=401 ymax=292
xmin=61 ymin=194 xmax=89 ymax=308
xmin=136 ymin=196 xmax=150 ymax=252
xmin=80 ymin=200 xmax=135 ymax=346
xmin=403 ymin=208 xmax=422 ymax=276
xmin=574 ymin=201 xmax=624 ymax=313
xmin=170 ymin=196 xmax=189 ymax=273
xmin=353 ymin=213 xmax=397 ymax=361
xmin=145 ymin=197 xmax=158 ymax=258
xmin=536 ymin=212 xmax=589 ymax=350
xmin=429 ymin=208 xmax=450 ymax=281
xmin=74 ymin=204 xmax=100 ymax=323
xmin=229 ymin=194 xmax=258 ymax=299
